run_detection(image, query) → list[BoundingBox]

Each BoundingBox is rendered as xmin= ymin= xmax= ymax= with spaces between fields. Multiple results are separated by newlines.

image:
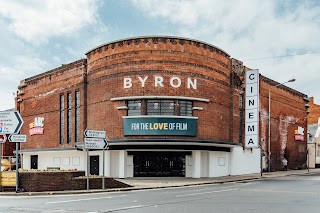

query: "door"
xmin=31 ymin=155 xmax=38 ymax=169
xmin=90 ymin=155 xmax=99 ymax=175
xmin=132 ymin=152 xmax=188 ymax=177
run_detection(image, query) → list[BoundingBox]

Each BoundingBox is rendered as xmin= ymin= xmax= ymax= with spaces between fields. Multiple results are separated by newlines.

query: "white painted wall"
xmin=127 ymin=155 xmax=133 ymax=178
xmin=185 ymin=155 xmax=193 ymax=177
xmin=111 ymin=151 xmax=119 ymax=177
xmin=21 ymin=147 xmax=260 ymax=178
xmin=208 ymin=151 xmax=230 ymax=177
xmin=22 ymin=150 xmax=86 ymax=171
xmin=230 ymin=147 xmax=260 ymax=175
xmin=119 ymin=150 xmax=127 ymax=178
xmin=201 ymin=151 xmax=208 ymax=177
xmin=192 ymin=150 xmax=201 ymax=178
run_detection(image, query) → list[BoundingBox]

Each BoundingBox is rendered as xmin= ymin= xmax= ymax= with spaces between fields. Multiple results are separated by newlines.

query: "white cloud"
xmin=131 ymin=0 xmax=320 ymax=101
xmin=0 ymin=0 xmax=100 ymax=43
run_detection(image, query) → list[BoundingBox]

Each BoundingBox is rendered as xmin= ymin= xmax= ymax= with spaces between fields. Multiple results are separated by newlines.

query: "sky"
xmin=0 ymin=0 xmax=319 ymax=111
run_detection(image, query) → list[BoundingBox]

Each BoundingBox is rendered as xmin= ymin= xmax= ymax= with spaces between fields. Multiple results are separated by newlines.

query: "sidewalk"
xmin=1 ymin=169 xmax=319 ymax=196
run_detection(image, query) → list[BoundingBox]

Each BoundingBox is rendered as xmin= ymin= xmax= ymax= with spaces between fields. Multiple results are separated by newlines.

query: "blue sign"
xmin=123 ymin=117 xmax=197 ymax=136
xmin=0 ymin=127 xmax=2 ymax=133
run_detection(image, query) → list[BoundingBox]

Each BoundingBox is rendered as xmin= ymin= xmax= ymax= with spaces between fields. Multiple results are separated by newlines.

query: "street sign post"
xmin=84 ymin=138 xmax=108 ymax=149
xmin=8 ymin=134 xmax=27 ymax=143
xmin=84 ymin=130 xmax=106 ymax=139
xmin=84 ymin=129 xmax=108 ymax=190
xmin=0 ymin=111 xmax=24 ymax=134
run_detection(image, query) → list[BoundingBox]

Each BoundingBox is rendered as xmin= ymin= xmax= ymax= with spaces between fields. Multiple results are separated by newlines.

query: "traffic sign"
xmin=0 ymin=134 xmax=6 ymax=143
xmin=0 ymin=111 xmax=24 ymax=134
xmin=84 ymin=129 xmax=106 ymax=139
xmin=84 ymin=138 xmax=108 ymax=149
xmin=8 ymin=134 xmax=27 ymax=143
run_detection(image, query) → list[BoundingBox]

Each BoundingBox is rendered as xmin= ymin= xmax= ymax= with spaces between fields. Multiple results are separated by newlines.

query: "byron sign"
xmin=123 ymin=117 xmax=197 ymax=136
xmin=124 ymin=76 xmax=197 ymax=90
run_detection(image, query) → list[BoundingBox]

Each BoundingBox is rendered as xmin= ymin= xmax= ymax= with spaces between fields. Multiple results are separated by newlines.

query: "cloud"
xmin=130 ymin=0 xmax=320 ymax=100
xmin=0 ymin=0 xmax=100 ymax=43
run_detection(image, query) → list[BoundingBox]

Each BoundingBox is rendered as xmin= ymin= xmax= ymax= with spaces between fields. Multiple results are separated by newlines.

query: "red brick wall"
xmin=85 ymin=37 xmax=234 ymax=142
xmin=18 ymin=59 xmax=87 ymax=150
xmin=259 ymin=76 xmax=308 ymax=171
xmin=308 ymin=97 xmax=320 ymax=124
xmin=19 ymin=171 xmax=130 ymax=192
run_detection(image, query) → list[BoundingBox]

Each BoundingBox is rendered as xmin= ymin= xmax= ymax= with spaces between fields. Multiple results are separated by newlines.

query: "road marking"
xmin=45 ymin=195 xmax=126 ymax=204
xmin=176 ymin=188 xmax=238 ymax=197
xmin=105 ymin=204 xmax=157 ymax=212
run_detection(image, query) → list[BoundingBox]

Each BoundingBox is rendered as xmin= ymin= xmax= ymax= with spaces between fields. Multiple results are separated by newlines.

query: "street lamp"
xmin=268 ymin=78 xmax=295 ymax=172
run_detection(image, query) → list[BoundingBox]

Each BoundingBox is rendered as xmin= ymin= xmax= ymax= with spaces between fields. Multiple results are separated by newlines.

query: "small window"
xmin=179 ymin=100 xmax=192 ymax=116
xmin=147 ymin=100 xmax=174 ymax=115
xmin=60 ymin=95 xmax=64 ymax=144
xmin=128 ymin=100 xmax=141 ymax=116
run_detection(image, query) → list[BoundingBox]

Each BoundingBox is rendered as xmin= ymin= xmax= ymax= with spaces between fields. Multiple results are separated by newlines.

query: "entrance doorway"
xmin=130 ymin=151 xmax=190 ymax=177
xmin=31 ymin=155 xmax=38 ymax=169
xmin=90 ymin=155 xmax=99 ymax=175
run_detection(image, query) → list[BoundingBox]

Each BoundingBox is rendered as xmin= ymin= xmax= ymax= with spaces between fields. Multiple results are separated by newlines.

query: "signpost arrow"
xmin=84 ymin=129 xmax=106 ymax=139
xmin=0 ymin=111 xmax=24 ymax=134
xmin=84 ymin=138 xmax=108 ymax=149
xmin=8 ymin=134 xmax=27 ymax=143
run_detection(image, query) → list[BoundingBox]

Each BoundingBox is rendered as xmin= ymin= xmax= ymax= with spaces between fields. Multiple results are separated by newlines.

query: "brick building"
xmin=307 ymin=97 xmax=320 ymax=168
xmin=16 ymin=36 xmax=309 ymax=178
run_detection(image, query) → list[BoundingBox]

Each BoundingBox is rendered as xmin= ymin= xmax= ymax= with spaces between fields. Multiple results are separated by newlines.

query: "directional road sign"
xmin=8 ymin=134 xmax=27 ymax=143
xmin=0 ymin=111 xmax=24 ymax=134
xmin=0 ymin=134 xmax=6 ymax=143
xmin=84 ymin=129 xmax=106 ymax=139
xmin=84 ymin=138 xmax=108 ymax=149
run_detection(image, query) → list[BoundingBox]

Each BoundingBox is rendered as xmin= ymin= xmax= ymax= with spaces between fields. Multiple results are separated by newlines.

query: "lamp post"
xmin=268 ymin=78 xmax=295 ymax=172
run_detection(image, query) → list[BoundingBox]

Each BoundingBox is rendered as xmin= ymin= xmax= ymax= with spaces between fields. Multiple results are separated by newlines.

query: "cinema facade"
xmin=16 ymin=36 xmax=309 ymax=178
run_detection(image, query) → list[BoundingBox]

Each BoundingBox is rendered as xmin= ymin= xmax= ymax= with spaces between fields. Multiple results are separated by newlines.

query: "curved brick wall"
xmin=85 ymin=36 xmax=234 ymax=142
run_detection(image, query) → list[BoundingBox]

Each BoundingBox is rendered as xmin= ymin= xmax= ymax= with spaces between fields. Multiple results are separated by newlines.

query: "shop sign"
xmin=0 ymin=134 xmax=6 ymax=143
xmin=29 ymin=117 xmax=44 ymax=136
xmin=294 ymin=126 xmax=304 ymax=141
xmin=0 ymin=171 xmax=16 ymax=187
xmin=294 ymin=134 xmax=304 ymax=141
xmin=245 ymin=69 xmax=259 ymax=148
xmin=123 ymin=117 xmax=197 ymax=136
xmin=124 ymin=76 xmax=197 ymax=90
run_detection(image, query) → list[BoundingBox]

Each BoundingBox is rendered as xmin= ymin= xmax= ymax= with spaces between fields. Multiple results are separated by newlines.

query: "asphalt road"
xmin=0 ymin=173 xmax=319 ymax=213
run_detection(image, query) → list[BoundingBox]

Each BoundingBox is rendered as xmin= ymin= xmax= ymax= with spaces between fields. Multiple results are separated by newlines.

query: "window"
xmin=128 ymin=100 xmax=141 ymax=116
xmin=67 ymin=93 xmax=72 ymax=144
xmin=127 ymin=99 xmax=193 ymax=116
xmin=179 ymin=100 xmax=192 ymax=116
xmin=75 ymin=91 xmax=80 ymax=142
xmin=60 ymin=95 xmax=64 ymax=144
xmin=147 ymin=100 xmax=174 ymax=115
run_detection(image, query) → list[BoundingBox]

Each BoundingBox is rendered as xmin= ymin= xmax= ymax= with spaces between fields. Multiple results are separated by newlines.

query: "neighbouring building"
xmin=15 ymin=36 xmax=309 ymax=178
xmin=307 ymin=97 xmax=320 ymax=168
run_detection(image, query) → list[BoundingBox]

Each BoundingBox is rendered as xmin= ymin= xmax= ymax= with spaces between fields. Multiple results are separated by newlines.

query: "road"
xmin=0 ymin=173 xmax=319 ymax=213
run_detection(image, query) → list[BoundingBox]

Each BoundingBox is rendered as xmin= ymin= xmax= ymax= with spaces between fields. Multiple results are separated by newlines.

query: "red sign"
xmin=29 ymin=127 xmax=44 ymax=136
xmin=294 ymin=134 xmax=304 ymax=141
xmin=0 ymin=134 xmax=6 ymax=143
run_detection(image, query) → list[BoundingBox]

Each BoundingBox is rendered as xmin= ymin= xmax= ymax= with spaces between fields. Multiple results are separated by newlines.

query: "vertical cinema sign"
xmin=245 ymin=69 xmax=259 ymax=148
